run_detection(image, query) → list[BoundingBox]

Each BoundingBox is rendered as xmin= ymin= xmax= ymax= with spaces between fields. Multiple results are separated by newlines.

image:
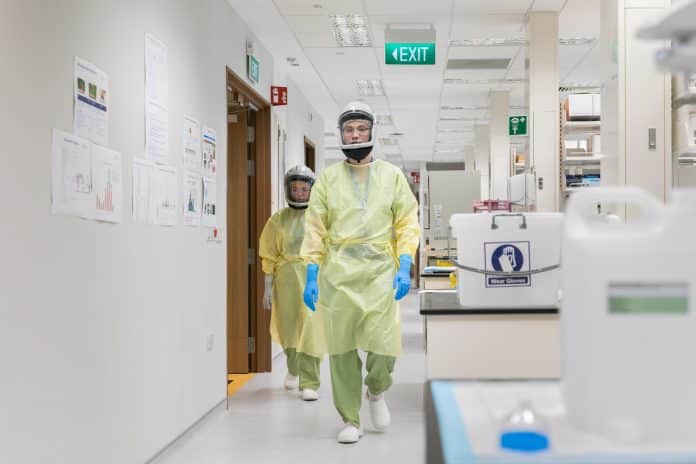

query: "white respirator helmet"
xmin=338 ymin=100 xmax=376 ymax=162
xmin=284 ymin=165 xmax=316 ymax=209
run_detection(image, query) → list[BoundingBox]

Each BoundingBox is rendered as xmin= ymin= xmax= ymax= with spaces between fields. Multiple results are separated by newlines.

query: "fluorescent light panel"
xmin=444 ymin=78 xmax=527 ymax=85
xmin=377 ymin=114 xmax=393 ymax=126
xmin=355 ymin=79 xmax=385 ymax=96
xmin=330 ymin=15 xmax=371 ymax=47
xmin=449 ymin=36 xmax=596 ymax=47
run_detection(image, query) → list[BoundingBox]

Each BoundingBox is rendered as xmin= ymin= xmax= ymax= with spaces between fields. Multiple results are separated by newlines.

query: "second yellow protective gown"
xmin=259 ymin=207 xmax=325 ymax=359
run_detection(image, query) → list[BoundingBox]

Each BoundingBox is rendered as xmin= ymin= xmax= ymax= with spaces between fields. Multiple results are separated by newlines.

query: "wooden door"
xmin=226 ymin=69 xmax=272 ymax=375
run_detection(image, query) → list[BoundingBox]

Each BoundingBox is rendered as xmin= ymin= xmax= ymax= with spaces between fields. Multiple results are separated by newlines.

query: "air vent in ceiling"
xmin=446 ymin=59 xmax=511 ymax=70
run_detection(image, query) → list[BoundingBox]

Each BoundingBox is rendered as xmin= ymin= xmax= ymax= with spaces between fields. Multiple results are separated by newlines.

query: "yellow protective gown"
xmin=259 ymin=207 xmax=324 ymax=357
xmin=300 ymin=159 xmax=420 ymax=357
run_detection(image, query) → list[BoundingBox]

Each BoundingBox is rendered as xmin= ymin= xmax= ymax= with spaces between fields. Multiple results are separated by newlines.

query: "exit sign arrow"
xmin=385 ymin=42 xmax=436 ymax=65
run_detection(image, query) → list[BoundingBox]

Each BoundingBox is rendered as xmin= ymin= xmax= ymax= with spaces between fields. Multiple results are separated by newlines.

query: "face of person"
xmin=290 ymin=181 xmax=311 ymax=202
xmin=341 ymin=119 xmax=372 ymax=145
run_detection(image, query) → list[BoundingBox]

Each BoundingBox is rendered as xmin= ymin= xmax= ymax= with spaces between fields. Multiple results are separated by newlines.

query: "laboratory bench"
xmin=419 ymin=291 xmax=560 ymax=380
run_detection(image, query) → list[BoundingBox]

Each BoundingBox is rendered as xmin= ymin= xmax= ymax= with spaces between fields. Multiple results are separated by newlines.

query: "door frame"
xmin=226 ymin=67 xmax=272 ymax=374
xmin=304 ymin=136 xmax=316 ymax=172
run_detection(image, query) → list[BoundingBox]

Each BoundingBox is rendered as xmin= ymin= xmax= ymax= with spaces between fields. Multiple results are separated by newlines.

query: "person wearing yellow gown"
xmin=259 ymin=165 xmax=322 ymax=401
xmin=301 ymin=101 xmax=420 ymax=443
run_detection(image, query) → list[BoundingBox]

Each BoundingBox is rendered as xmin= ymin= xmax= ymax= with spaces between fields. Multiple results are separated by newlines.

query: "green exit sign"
xmin=385 ymin=43 xmax=436 ymax=65
xmin=509 ymin=116 xmax=527 ymax=136
xmin=248 ymin=55 xmax=260 ymax=83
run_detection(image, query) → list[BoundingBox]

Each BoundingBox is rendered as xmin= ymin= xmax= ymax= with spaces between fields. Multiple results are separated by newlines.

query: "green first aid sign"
xmin=385 ymin=43 xmax=436 ymax=65
xmin=509 ymin=116 xmax=527 ymax=136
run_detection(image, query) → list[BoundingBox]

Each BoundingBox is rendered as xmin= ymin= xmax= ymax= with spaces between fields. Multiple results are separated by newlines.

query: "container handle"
xmin=565 ymin=187 xmax=663 ymax=231
xmin=491 ymin=213 xmax=527 ymax=230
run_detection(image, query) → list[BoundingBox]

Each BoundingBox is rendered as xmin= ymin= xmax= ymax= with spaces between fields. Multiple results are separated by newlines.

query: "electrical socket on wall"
xmin=206 ymin=333 xmax=215 ymax=352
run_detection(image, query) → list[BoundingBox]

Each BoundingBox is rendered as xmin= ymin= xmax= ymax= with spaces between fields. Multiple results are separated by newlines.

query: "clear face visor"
xmin=340 ymin=119 xmax=373 ymax=146
xmin=287 ymin=180 xmax=312 ymax=204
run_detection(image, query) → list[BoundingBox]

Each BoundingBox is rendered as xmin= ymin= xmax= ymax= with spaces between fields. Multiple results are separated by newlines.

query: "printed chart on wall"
xmin=202 ymin=126 xmax=216 ymax=177
xmin=132 ymin=159 xmax=157 ymax=224
xmin=202 ymin=177 xmax=217 ymax=227
xmin=51 ymin=129 xmax=93 ymax=218
xmin=92 ymin=145 xmax=123 ymax=223
xmin=145 ymin=33 xmax=169 ymax=165
xmin=183 ymin=115 xmax=201 ymax=171
xmin=74 ymin=57 xmax=109 ymax=147
xmin=156 ymin=165 xmax=177 ymax=226
xmin=183 ymin=171 xmax=202 ymax=226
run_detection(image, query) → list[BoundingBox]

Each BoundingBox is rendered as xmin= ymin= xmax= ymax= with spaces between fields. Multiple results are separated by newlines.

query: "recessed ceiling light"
xmin=438 ymin=128 xmax=473 ymax=133
xmin=378 ymin=137 xmax=399 ymax=146
xmin=377 ymin=114 xmax=393 ymax=126
xmin=443 ymin=78 xmax=527 ymax=85
xmin=291 ymin=63 xmax=300 ymax=67
xmin=312 ymin=3 xmax=323 ymax=8
xmin=329 ymin=15 xmax=371 ymax=47
xmin=355 ymin=79 xmax=385 ymax=96
xmin=449 ymin=36 xmax=596 ymax=47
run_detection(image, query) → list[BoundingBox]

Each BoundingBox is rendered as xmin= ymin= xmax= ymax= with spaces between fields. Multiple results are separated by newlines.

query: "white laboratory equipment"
xmin=449 ymin=212 xmax=563 ymax=308
xmin=562 ymin=187 xmax=696 ymax=443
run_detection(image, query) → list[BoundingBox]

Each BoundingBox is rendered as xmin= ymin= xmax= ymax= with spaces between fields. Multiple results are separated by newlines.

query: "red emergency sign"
xmin=271 ymin=86 xmax=288 ymax=106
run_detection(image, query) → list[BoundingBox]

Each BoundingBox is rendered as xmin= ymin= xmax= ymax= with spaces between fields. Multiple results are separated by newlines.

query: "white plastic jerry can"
xmin=561 ymin=187 xmax=696 ymax=444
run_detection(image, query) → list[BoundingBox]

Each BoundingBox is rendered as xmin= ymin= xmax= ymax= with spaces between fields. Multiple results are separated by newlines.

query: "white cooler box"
xmin=449 ymin=212 xmax=563 ymax=308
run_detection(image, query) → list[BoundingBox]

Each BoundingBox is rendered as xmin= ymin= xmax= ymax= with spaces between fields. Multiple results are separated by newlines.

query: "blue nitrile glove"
xmin=303 ymin=264 xmax=319 ymax=311
xmin=393 ymin=254 xmax=412 ymax=301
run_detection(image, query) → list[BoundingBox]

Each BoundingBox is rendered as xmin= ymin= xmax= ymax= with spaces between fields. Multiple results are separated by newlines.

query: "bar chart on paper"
xmin=93 ymin=145 xmax=123 ymax=223
xmin=96 ymin=176 xmax=114 ymax=212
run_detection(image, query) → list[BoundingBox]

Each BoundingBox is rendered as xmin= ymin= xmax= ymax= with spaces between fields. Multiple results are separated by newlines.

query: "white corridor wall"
xmin=0 ymin=0 xmax=324 ymax=463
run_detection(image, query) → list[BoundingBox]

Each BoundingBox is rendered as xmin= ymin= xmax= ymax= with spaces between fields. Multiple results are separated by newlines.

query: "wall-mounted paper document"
xmin=132 ymin=158 xmax=157 ymax=224
xmin=92 ymin=145 xmax=123 ymax=223
xmin=146 ymin=100 xmax=169 ymax=165
xmin=145 ymin=33 xmax=168 ymax=109
xmin=183 ymin=115 xmax=201 ymax=172
xmin=156 ymin=165 xmax=178 ymax=226
xmin=202 ymin=126 xmax=217 ymax=177
xmin=51 ymin=129 xmax=93 ymax=218
xmin=183 ymin=171 xmax=202 ymax=226
xmin=202 ymin=177 xmax=217 ymax=227
xmin=74 ymin=57 xmax=109 ymax=146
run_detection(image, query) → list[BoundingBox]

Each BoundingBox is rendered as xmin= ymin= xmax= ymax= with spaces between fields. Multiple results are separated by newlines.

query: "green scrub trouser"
xmin=284 ymin=348 xmax=321 ymax=390
xmin=330 ymin=349 xmax=396 ymax=427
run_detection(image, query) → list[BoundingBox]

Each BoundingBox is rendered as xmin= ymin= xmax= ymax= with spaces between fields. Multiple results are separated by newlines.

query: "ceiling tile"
xmin=285 ymin=15 xmax=336 ymax=47
xmin=274 ymin=0 xmax=365 ymax=16
xmin=453 ymin=0 xmax=534 ymax=15
xmin=364 ymin=0 xmax=452 ymax=16
xmin=450 ymin=14 xmax=526 ymax=40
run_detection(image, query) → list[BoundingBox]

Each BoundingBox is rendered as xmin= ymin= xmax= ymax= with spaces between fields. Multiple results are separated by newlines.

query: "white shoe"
xmin=302 ymin=388 xmax=319 ymax=401
xmin=367 ymin=391 xmax=391 ymax=431
xmin=284 ymin=373 xmax=299 ymax=390
xmin=337 ymin=423 xmax=363 ymax=444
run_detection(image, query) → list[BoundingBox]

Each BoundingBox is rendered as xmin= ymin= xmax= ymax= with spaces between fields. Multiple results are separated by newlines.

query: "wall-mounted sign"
xmin=509 ymin=116 xmax=528 ymax=136
xmin=271 ymin=86 xmax=288 ymax=106
xmin=247 ymin=55 xmax=260 ymax=83
xmin=385 ymin=42 xmax=436 ymax=65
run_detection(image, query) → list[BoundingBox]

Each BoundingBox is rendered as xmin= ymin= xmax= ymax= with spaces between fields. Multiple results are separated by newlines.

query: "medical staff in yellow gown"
xmin=301 ymin=101 xmax=420 ymax=443
xmin=259 ymin=165 xmax=322 ymax=402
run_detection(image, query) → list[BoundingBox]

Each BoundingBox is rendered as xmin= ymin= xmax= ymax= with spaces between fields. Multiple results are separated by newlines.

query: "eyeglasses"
xmin=341 ymin=125 xmax=372 ymax=135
